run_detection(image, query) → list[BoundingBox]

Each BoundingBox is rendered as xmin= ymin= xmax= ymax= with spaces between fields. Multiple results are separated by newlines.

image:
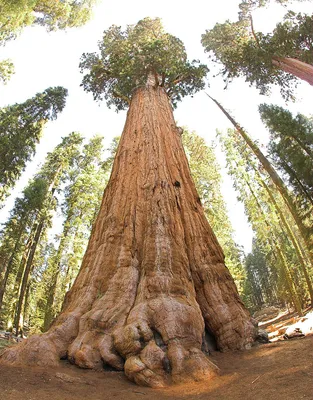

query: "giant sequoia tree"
xmin=201 ymin=6 xmax=313 ymax=100
xmin=0 ymin=18 xmax=256 ymax=387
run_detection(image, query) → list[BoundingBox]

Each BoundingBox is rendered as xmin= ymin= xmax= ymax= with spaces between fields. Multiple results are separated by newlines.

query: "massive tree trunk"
xmin=0 ymin=84 xmax=256 ymax=387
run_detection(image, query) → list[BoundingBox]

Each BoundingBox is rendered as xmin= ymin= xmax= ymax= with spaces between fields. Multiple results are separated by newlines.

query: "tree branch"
xmin=161 ymin=73 xmax=166 ymax=87
xmin=249 ymin=14 xmax=261 ymax=49
xmin=112 ymin=91 xmax=131 ymax=105
xmin=172 ymin=75 xmax=185 ymax=85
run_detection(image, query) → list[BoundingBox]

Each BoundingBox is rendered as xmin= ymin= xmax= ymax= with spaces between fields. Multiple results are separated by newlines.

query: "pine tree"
xmin=259 ymin=104 xmax=313 ymax=234
xmin=0 ymin=133 xmax=83 ymax=334
xmin=0 ymin=178 xmax=47 ymax=315
xmin=243 ymin=240 xmax=280 ymax=311
xmin=43 ymin=135 xmax=113 ymax=331
xmin=182 ymin=129 xmax=246 ymax=293
xmin=220 ymin=128 xmax=312 ymax=313
xmin=207 ymin=95 xmax=313 ymax=261
xmin=0 ymin=87 xmax=68 ymax=205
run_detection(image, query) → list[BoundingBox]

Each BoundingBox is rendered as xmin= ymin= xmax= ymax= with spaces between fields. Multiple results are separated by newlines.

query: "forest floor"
xmin=0 ymin=309 xmax=312 ymax=400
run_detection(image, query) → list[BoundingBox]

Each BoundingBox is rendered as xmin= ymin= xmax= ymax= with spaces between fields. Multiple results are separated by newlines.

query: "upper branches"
xmin=201 ymin=5 xmax=313 ymax=100
xmin=79 ymin=17 xmax=208 ymax=111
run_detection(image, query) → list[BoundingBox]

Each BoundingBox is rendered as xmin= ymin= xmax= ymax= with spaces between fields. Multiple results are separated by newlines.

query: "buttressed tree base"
xmin=1 ymin=80 xmax=256 ymax=387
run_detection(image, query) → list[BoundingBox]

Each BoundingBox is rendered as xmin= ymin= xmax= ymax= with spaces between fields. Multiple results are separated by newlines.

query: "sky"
xmin=0 ymin=0 xmax=312 ymax=253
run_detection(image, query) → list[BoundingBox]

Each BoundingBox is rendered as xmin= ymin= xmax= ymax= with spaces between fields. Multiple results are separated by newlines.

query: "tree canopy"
xmin=0 ymin=86 xmax=68 ymax=205
xmin=201 ymin=8 xmax=313 ymax=99
xmin=0 ymin=0 xmax=97 ymax=84
xmin=0 ymin=0 xmax=97 ymax=45
xmin=259 ymin=104 xmax=313 ymax=230
xmin=219 ymin=128 xmax=310 ymax=313
xmin=0 ymin=59 xmax=14 ymax=85
xmin=80 ymin=17 xmax=208 ymax=110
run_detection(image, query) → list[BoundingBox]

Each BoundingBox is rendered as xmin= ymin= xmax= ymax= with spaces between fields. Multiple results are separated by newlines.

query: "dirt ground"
xmin=0 ymin=313 xmax=313 ymax=400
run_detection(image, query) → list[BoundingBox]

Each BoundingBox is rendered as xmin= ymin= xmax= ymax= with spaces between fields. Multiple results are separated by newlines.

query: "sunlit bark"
xmin=1 ymin=84 xmax=256 ymax=387
xmin=272 ymin=57 xmax=313 ymax=86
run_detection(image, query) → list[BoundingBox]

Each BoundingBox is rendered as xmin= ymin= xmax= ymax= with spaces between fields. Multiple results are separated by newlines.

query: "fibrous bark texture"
xmin=272 ymin=57 xmax=313 ymax=86
xmin=0 ymin=86 xmax=256 ymax=387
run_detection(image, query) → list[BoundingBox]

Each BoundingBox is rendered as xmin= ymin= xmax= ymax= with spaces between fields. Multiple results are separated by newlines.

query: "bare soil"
xmin=1 ymin=309 xmax=312 ymax=399
xmin=0 ymin=334 xmax=312 ymax=400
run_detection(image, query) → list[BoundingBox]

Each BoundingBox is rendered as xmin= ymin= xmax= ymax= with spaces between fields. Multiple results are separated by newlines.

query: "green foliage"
xmin=259 ymin=103 xmax=313 ymax=148
xmin=80 ymin=17 xmax=208 ymax=110
xmin=259 ymin=104 xmax=313 ymax=233
xmin=0 ymin=177 xmax=48 ymax=278
xmin=0 ymin=59 xmax=14 ymax=84
xmin=33 ymin=0 xmax=96 ymax=31
xmin=243 ymin=240 xmax=279 ymax=310
xmin=219 ymin=128 xmax=310 ymax=310
xmin=41 ymin=134 xmax=115 ymax=329
xmin=0 ymin=86 xmax=68 ymax=205
xmin=0 ymin=0 xmax=96 ymax=84
xmin=0 ymin=0 xmax=34 ymax=45
xmin=201 ymin=9 xmax=313 ymax=99
xmin=0 ymin=0 xmax=96 ymax=45
xmin=0 ymin=133 xmax=83 ymax=330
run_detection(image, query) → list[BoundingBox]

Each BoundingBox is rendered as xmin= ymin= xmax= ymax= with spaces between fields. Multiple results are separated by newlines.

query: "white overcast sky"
xmin=0 ymin=0 xmax=312 ymax=253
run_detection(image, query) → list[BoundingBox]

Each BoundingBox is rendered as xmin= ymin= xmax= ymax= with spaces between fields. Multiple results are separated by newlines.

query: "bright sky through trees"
xmin=0 ymin=0 xmax=312 ymax=253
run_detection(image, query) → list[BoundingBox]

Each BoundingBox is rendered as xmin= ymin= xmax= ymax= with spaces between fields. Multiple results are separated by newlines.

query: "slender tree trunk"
xmin=1 ymin=85 xmax=256 ymax=387
xmin=23 ymin=282 xmax=31 ymax=332
xmin=0 ymin=226 xmax=27 ymax=310
xmin=272 ymin=57 xmax=313 ymax=86
xmin=275 ymin=244 xmax=303 ymax=316
xmin=13 ymin=168 xmax=62 ymax=333
xmin=257 ymin=177 xmax=313 ymax=303
xmin=207 ymin=94 xmax=312 ymax=255
xmin=0 ymin=232 xmax=22 ymax=277
xmin=43 ymin=264 xmax=61 ymax=332
xmin=60 ymin=230 xmax=79 ymax=296
xmin=14 ymin=220 xmax=44 ymax=336
xmin=43 ymin=224 xmax=71 ymax=332
xmin=243 ymin=176 xmax=303 ymax=315
xmin=248 ymin=271 xmax=264 ymax=307
xmin=5 ymin=234 xmax=34 ymax=321
xmin=236 ymin=134 xmax=313 ymax=301
xmin=0 ymin=266 xmax=11 ymax=312
xmin=278 ymin=159 xmax=313 ymax=207
xmin=288 ymin=134 xmax=313 ymax=161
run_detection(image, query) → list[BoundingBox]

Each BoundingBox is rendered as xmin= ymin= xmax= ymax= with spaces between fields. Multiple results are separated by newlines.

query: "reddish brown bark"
xmin=0 ymin=84 xmax=256 ymax=387
xmin=272 ymin=57 xmax=313 ymax=86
